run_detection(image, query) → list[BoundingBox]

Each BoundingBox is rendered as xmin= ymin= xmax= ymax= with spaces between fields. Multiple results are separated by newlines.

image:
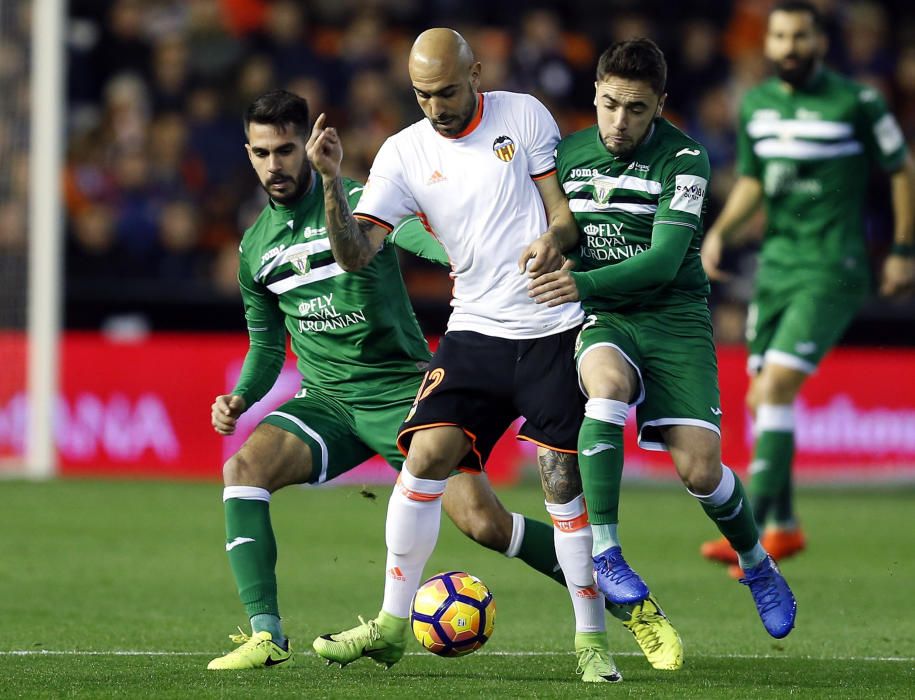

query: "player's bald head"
xmin=407 ymin=28 xmax=482 ymax=137
xmin=409 ymin=28 xmax=475 ymax=83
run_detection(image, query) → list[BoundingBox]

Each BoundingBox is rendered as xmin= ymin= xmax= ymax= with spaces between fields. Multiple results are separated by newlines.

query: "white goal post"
xmin=26 ymin=0 xmax=65 ymax=477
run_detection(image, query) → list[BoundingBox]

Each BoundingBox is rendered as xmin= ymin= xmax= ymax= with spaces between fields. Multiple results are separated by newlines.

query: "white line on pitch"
xmin=1 ymin=650 xmax=912 ymax=663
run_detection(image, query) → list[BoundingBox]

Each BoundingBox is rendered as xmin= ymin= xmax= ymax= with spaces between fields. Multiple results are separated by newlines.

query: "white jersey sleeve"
xmin=517 ymin=94 xmax=560 ymax=178
xmin=353 ymin=137 xmax=418 ymax=230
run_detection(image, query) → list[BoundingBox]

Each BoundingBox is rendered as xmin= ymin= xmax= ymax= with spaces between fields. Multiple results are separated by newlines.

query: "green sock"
xmin=224 ymin=496 xmax=279 ymax=619
xmin=772 ymin=467 xmax=796 ymax=527
xmin=517 ymin=517 xmax=565 ymax=586
xmin=695 ymin=468 xmax=759 ymax=554
xmin=516 ymin=516 xmax=631 ymax=621
xmin=749 ymin=429 xmax=795 ymax=527
xmin=578 ymin=401 xmax=626 ymax=529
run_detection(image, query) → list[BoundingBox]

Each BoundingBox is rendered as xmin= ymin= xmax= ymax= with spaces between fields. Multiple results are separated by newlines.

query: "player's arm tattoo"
xmin=323 ymin=176 xmax=378 ymax=271
xmin=538 ymin=449 xmax=583 ymax=503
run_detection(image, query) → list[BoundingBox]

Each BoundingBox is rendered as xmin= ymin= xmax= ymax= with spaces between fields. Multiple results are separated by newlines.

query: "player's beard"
xmin=430 ymin=89 xmax=477 ymax=137
xmin=775 ymin=54 xmax=818 ymax=88
xmin=602 ymin=134 xmax=635 ymax=158
xmin=264 ymin=161 xmax=312 ymax=205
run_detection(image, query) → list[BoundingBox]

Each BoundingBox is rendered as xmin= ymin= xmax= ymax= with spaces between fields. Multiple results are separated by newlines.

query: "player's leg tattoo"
xmin=538 ymin=449 xmax=583 ymax=503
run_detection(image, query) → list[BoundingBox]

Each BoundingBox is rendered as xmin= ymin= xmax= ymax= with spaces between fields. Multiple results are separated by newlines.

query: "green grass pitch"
xmin=1 ymin=478 xmax=913 ymax=698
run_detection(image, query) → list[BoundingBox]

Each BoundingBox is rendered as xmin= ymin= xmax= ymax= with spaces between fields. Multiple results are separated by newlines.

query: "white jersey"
xmin=354 ymin=91 xmax=584 ymax=339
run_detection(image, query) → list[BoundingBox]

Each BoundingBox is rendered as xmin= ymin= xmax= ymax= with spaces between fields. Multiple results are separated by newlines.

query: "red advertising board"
xmin=1 ymin=332 xmax=913 ymax=483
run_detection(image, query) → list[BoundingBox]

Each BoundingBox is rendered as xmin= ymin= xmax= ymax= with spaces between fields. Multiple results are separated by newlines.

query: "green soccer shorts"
xmin=746 ymin=279 xmax=866 ymax=375
xmin=574 ymin=305 xmax=722 ymax=452
xmin=260 ymin=381 xmax=420 ymax=484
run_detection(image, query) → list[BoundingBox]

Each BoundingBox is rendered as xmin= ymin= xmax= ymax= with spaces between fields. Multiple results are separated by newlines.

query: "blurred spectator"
xmin=511 ymin=9 xmax=576 ymax=105
xmin=185 ymin=0 xmax=244 ymax=83
xmin=839 ymin=1 xmax=894 ymax=90
xmin=0 ymin=199 xmax=28 ymax=329
xmin=211 ymin=241 xmax=242 ymax=298
xmin=0 ymin=199 xmax=26 ymax=254
xmin=101 ymin=73 xmax=151 ymax=153
xmin=149 ymin=35 xmax=192 ymax=114
xmin=156 ymin=199 xmax=209 ymax=282
xmin=185 ymin=84 xmax=247 ymax=187
xmin=110 ymin=147 xmax=162 ymax=256
xmin=232 ymin=54 xmax=277 ymax=116
xmin=253 ymin=1 xmax=328 ymax=88
xmin=667 ymin=19 xmax=730 ymax=119
xmin=93 ymin=0 xmax=151 ymax=86
xmin=66 ymin=202 xmax=131 ymax=282
xmin=896 ymin=45 xmax=915 ymax=139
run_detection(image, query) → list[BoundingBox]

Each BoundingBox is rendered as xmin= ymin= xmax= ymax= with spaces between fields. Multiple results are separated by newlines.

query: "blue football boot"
xmin=739 ymin=555 xmax=797 ymax=639
xmin=593 ymin=546 xmax=650 ymax=604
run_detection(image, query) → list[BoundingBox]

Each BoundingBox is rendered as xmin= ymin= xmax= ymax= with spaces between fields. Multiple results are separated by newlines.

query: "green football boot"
xmin=207 ymin=629 xmax=292 ymax=670
xmin=313 ymin=612 xmax=408 ymax=668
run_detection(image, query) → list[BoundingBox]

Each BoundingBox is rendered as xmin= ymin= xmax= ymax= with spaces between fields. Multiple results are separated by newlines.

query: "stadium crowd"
xmin=1 ymin=0 xmax=914 ymax=335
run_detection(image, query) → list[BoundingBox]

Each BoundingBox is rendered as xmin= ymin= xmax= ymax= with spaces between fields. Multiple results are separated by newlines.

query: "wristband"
xmin=891 ymin=242 xmax=915 ymax=257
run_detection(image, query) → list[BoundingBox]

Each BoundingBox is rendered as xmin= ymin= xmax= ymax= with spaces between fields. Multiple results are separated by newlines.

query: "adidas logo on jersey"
xmin=426 ymin=170 xmax=447 ymax=185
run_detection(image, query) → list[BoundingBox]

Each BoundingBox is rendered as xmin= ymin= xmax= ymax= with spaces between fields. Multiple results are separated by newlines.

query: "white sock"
xmin=503 ymin=512 xmax=525 ymax=558
xmin=755 ymin=404 xmax=795 ymax=434
xmin=687 ymin=465 xmax=735 ymax=506
xmin=546 ymin=495 xmax=605 ymax=633
xmin=223 ymin=485 xmax=271 ymax=502
xmin=380 ymin=465 xmax=446 ymax=619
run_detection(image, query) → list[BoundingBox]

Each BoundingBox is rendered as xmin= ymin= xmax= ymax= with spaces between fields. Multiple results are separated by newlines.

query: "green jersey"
xmin=557 ymin=118 xmax=710 ymax=311
xmin=233 ymin=177 xmax=444 ymax=408
xmin=737 ymin=68 xmax=908 ymax=287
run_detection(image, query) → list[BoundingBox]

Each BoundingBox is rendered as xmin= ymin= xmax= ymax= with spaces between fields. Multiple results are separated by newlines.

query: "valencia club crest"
xmin=492 ymin=135 xmax=516 ymax=162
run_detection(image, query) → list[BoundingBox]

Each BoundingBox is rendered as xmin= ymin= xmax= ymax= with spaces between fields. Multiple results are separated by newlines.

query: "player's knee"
xmin=222 ymin=452 xmax=266 ymax=487
xmin=745 ymin=385 xmax=761 ymax=415
xmin=757 ymin=370 xmax=803 ymax=404
xmin=405 ymin=434 xmax=467 ymax=479
xmin=584 ymin=369 xmax=633 ymax=402
xmin=677 ymin=454 xmax=721 ymax=495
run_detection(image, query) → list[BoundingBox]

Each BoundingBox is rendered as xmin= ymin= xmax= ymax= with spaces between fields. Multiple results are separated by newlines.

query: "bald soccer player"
xmin=309 ymin=28 xmax=643 ymax=682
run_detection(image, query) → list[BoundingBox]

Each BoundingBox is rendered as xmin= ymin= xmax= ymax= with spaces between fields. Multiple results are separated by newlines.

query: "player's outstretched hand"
xmin=880 ymin=253 xmax=915 ymax=299
xmin=700 ymin=230 xmax=732 ymax=282
xmin=528 ymin=259 xmax=578 ymax=307
xmin=306 ymin=113 xmax=343 ymax=181
xmin=212 ymin=394 xmax=247 ymax=436
xmin=518 ymin=230 xmax=567 ymax=278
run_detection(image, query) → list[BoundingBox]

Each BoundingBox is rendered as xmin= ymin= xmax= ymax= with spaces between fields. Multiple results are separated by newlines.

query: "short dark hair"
xmin=596 ymin=38 xmax=667 ymax=95
xmin=244 ymin=89 xmax=310 ymax=138
xmin=770 ymin=0 xmax=824 ymax=31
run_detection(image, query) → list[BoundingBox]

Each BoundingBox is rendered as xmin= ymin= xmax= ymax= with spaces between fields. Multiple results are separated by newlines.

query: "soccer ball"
xmin=410 ymin=571 xmax=496 ymax=657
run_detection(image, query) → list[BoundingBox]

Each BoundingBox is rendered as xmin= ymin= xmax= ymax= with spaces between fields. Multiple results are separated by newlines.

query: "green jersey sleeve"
xmin=736 ymin=97 xmax=761 ymax=178
xmin=855 ymin=86 xmax=907 ymax=172
xmin=570 ymin=223 xmax=692 ymax=299
xmin=387 ymin=216 xmax=450 ymax=266
xmin=654 ymin=146 xmax=710 ymax=230
xmin=231 ymin=243 xmax=287 ymax=408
